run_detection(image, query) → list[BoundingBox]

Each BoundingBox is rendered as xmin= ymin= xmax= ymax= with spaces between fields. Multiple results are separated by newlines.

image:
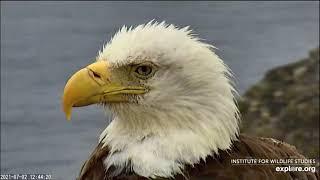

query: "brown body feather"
xmin=77 ymin=134 xmax=318 ymax=180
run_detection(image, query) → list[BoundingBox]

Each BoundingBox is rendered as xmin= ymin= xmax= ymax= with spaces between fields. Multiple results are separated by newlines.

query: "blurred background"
xmin=1 ymin=1 xmax=319 ymax=180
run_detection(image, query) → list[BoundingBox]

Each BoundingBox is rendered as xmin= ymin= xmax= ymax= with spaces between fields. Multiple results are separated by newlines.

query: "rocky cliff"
xmin=239 ymin=48 xmax=319 ymax=158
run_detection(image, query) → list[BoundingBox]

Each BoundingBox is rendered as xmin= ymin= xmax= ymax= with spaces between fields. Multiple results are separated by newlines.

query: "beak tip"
xmin=65 ymin=112 xmax=72 ymax=121
xmin=63 ymin=104 xmax=72 ymax=121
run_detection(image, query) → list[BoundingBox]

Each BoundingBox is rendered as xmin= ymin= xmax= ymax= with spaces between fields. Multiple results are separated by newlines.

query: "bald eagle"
xmin=62 ymin=22 xmax=318 ymax=180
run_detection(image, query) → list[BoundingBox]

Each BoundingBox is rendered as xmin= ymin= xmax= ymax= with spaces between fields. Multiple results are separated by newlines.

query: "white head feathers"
xmin=97 ymin=21 xmax=240 ymax=178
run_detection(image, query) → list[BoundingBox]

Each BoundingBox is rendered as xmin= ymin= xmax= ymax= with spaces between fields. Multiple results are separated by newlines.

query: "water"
xmin=1 ymin=2 xmax=319 ymax=179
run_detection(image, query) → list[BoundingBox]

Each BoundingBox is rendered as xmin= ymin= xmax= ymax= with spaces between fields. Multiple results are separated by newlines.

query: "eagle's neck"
xmin=99 ymin=96 xmax=239 ymax=178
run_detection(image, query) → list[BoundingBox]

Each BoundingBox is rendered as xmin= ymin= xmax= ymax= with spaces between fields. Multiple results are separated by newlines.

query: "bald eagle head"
xmin=62 ymin=21 xmax=240 ymax=178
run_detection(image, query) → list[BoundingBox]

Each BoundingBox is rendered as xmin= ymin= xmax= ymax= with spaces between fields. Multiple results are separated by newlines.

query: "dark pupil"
xmin=137 ymin=66 xmax=151 ymax=75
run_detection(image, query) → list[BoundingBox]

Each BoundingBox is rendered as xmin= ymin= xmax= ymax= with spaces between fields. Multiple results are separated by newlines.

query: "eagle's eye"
xmin=136 ymin=65 xmax=152 ymax=76
xmin=133 ymin=63 xmax=156 ymax=79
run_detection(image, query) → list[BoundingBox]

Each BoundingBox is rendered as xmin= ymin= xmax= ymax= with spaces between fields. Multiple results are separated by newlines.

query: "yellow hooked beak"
xmin=62 ymin=61 xmax=147 ymax=120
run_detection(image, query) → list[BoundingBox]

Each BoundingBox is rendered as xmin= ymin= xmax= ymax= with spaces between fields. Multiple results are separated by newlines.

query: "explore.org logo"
xmin=275 ymin=166 xmax=316 ymax=173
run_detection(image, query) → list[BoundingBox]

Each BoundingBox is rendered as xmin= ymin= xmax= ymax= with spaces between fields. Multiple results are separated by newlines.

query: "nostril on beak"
xmin=92 ymin=71 xmax=101 ymax=78
xmin=88 ymin=68 xmax=101 ymax=79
